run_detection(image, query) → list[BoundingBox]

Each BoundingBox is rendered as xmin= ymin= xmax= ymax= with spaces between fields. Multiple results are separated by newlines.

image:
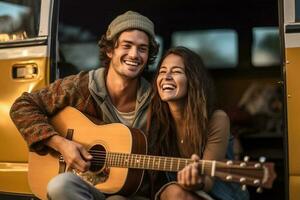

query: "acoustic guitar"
xmin=28 ymin=107 xmax=276 ymax=200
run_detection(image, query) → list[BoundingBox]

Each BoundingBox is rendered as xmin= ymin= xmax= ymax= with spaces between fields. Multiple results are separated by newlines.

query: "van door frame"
xmin=278 ymin=0 xmax=300 ymax=199
xmin=0 ymin=0 xmax=59 ymax=197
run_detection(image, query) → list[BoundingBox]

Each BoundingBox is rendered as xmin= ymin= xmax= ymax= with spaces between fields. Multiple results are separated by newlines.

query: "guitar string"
xmin=88 ymin=151 xmax=236 ymax=165
xmin=60 ymin=150 xmax=263 ymax=174
xmin=87 ymin=150 xmax=234 ymax=166
xmin=87 ymin=151 xmax=262 ymax=170
xmin=88 ymin=152 xmax=197 ymax=165
xmin=61 ymin=151 xmax=264 ymax=179
xmin=87 ymin=154 xmax=224 ymax=172
xmin=58 ymin=149 xmax=213 ymax=169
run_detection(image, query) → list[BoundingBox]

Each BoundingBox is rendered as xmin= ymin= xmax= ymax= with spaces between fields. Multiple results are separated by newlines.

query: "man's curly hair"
xmin=98 ymin=29 xmax=159 ymax=68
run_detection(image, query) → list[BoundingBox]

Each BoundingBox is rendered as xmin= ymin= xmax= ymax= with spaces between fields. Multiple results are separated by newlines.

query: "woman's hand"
xmin=177 ymin=154 xmax=205 ymax=190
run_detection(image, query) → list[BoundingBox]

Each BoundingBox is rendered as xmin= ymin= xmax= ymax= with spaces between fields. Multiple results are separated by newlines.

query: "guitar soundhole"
xmin=89 ymin=144 xmax=106 ymax=172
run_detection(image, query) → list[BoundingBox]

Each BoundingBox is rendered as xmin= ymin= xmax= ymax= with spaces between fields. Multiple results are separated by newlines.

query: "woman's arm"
xmin=202 ymin=110 xmax=230 ymax=191
xmin=177 ymin=110 xmax=230 ymax=192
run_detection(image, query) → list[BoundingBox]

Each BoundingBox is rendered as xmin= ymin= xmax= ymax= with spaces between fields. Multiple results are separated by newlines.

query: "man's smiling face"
xmin=107 ymin=29 xmax=149 ymax=80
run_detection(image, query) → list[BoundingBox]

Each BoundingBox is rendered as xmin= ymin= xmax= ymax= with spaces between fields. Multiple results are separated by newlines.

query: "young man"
xmin=10 ymin=11 xmax=159 ymax=200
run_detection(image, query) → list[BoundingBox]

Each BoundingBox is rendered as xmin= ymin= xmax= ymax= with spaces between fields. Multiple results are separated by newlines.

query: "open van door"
xmin=0 ymin=0 xmax=58 ymax=198
xmin=279 ymin=0 xmax=300 ymax=199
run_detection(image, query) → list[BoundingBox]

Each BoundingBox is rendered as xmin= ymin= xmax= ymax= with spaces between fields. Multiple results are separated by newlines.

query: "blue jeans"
xmin=47 ymin=172 xmax=106 ymax=200
xmin=209 ymin=135 xmax=249 ymax=200
xmin=47 ymin=172 xmax=147 ymax=200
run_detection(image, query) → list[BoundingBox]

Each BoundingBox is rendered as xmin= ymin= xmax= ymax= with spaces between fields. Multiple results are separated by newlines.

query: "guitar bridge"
xmin=72 ymin=167 xmax=110 ymax=185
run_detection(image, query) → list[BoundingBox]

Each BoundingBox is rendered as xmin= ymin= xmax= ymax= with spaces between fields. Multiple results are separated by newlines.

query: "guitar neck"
xmin=106 ymin=152 xmax=216 ymax=175
xmin=104 ymin=152 xmax=271 ymax=188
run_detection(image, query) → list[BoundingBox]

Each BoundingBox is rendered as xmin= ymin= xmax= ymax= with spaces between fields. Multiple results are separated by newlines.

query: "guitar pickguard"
xmin=70 ymin=143 xmax=111 ymax=186
xmin=72 ymin=167 xmax=110 ymax=185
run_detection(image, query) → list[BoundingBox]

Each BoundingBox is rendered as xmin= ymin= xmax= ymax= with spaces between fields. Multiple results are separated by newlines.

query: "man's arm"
xmin=10 ymin=72 xmax=92 ymax=172
xmin=10 ymin=72 xmax=87 ymax=152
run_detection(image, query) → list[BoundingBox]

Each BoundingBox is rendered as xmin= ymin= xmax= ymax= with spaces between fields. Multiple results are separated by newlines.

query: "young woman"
xmin=147 ymin=46 xmax=249 ymax=200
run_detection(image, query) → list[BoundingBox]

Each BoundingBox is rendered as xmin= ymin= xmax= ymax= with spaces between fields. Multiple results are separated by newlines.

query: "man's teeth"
xmin=162 ymin=84 xmax=175 ymax=90
xmin=124 ymin=60 xmax=138 ymax=66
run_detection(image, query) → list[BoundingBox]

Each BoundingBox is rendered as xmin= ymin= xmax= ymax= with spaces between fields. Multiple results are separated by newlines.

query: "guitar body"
xmin=28 ymin=107 xmax=147 ymax=200
xmin=27 ymin=107 xmax=277 ymax=200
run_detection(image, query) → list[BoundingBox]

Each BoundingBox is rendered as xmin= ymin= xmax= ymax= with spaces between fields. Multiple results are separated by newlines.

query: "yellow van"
xmin=0 ymin=0 xmax=57 ymax=198
xmin=0 ymin=0 xmax=298 ymax=199
xmin=280 ymin=0 xmax=300 ymax=199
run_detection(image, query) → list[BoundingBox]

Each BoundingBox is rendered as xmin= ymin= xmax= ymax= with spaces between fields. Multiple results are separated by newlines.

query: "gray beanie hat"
xmin=106 ymin=11 xmax=155 ymax=40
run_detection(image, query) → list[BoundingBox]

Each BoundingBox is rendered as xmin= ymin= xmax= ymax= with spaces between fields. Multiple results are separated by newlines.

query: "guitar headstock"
xmin=214 ymin=157 xmax=277 ymax=192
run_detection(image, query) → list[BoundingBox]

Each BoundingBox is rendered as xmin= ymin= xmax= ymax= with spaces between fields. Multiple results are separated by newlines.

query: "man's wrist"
xmin=44 ymin=134 xmax=65 ymax=152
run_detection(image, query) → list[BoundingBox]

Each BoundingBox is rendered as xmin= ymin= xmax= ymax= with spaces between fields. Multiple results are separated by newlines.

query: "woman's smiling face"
xmin=156 ymin=53 xmax=188 ymax=103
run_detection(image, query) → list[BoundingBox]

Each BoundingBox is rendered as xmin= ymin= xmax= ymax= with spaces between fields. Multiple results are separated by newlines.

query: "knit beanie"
xmin=106 ymin=11 xmax=155 ymax=40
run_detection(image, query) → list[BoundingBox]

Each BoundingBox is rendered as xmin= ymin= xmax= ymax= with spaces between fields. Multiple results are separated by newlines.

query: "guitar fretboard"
xmin=105 ymin=152 xmax=216 ymax=176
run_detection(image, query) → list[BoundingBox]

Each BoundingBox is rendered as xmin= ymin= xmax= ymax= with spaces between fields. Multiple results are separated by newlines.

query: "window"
xmin=251 ymin=27 xmax=281 ymax=67
xmin=60 ymin=42 xmax=100 ymax=71
xmin=172 ymin=29 xmax=238 ymax=68
xmin=0 ymin=0 xmax=40 ymax=42
xmin=58 ymin=24 xmax=99 ymax=74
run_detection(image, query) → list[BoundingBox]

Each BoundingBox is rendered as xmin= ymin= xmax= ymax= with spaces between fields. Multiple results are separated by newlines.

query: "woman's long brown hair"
xmin=148 ymin=46 xmax=216 ymax=158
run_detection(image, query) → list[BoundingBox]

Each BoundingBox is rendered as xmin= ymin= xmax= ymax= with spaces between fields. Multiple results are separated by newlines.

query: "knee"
xmin=160 ymin=184 xmax=189 ymax=200
xmin=106 ymin=195 xmax=128 ymax=200
xmin=47 ymin=172 xmax=79 ymax=198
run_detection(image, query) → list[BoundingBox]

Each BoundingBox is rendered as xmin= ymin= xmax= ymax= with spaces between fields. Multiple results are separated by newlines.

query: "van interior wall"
xmin=212 ymin=69 xmax=281 ymax=109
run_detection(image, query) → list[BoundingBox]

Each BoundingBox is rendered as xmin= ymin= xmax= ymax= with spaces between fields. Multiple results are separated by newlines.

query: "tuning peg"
xmin=226 ymin=175 xmax=233 ymax=180
xmin=241 ymin=185 xmax=247 ymax=191
xmin=256 ymin=187 xmax=263 ymax=193
xmin=243 ymin=155 xmax=250 ymax=162
xmin=240 ymin=162 xmax=247 ymax=167
xmin=254 ymin=163 xmax=261 ymax=168
xmin=259 ymin=156 xmax=266 ymax=163
xmin=226 ymin=160 xmax=233 ymax=165
xmin=253 ymin=179 xmax=260 ymax=185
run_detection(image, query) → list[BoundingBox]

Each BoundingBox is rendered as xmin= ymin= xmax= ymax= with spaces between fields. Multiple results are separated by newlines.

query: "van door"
xmin=280 ymin=0 xmax=300 ymax=199
xmin=0 ymin=0 xmax=57 ymax=196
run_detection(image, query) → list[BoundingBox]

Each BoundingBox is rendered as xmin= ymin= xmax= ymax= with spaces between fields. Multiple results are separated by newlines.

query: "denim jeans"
xmin=47 ymin=172 xmax=149 ymax=200
xmin=47 ymin=172 xmax=106 ymax=200
xmin=209 ymin=135 xmax=249 ymax=200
